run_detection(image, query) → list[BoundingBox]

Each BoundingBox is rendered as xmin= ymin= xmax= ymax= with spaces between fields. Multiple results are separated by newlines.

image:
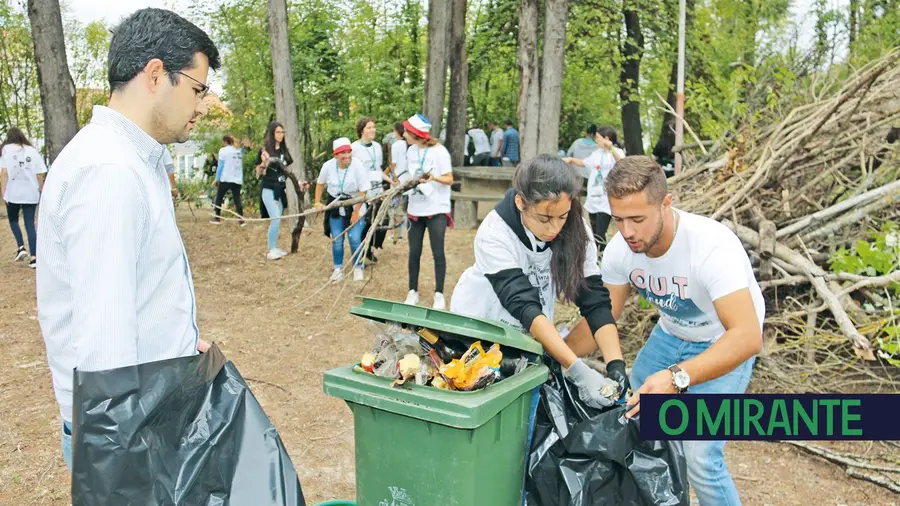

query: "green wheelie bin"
xmin=323 ymin=297 xmax=549 ymax=506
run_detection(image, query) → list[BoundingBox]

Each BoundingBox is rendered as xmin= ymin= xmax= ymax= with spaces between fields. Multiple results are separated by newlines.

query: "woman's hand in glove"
xmin=605 ymin=359 xmax=630 ymax=400
xmin=564 ymin=359 xmax=618 ymax=409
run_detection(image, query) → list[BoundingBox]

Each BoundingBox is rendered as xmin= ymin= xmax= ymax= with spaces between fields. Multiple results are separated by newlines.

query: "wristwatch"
xmin=668 ymin=364 xmax=690 ymax=393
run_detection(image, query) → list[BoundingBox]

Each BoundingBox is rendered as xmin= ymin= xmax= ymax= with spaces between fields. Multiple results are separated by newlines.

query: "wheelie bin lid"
xmin=349 ymin=296 xmax=544 ymax=356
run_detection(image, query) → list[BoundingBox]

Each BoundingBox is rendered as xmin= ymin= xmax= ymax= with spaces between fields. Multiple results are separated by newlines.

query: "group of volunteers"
xmin=24 ymin=7 xmax=765 ymax=506
xmin=310 ymin=113 xmax=453 ymax=309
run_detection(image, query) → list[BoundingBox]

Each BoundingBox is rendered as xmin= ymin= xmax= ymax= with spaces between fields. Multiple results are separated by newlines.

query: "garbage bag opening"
xmin=71 ymin=344 xmax=306 ymax=506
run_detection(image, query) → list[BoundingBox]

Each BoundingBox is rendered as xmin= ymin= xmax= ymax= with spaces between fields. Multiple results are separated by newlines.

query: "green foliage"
xmin=829 ymin=223 xmax=900 ymax=366
xmin=0 ymin=0 xmax=42 ymax=139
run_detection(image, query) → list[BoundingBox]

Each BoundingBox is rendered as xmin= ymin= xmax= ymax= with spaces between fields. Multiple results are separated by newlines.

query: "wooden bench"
xmin=451 ymin=191 xmax=503 ymax=229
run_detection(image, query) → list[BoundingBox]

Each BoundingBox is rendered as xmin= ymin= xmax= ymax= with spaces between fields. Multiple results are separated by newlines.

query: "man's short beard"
xmin=637 ymin=209 xmax=665 ymax=254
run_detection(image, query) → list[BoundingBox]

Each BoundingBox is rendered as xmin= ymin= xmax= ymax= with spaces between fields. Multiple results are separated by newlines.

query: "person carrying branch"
xmin=255 ymin=121 xmax=293 ymax=260
xmin=314 ymin=137 xmax=372 ymax=282
xmin=450 ymin=154 xmax=630 ymax=409
xmin=352 ymin=117 xmax=392 ymax=264
xmin=210 ymin=134 xmax=250 ymax=227
xmin=397 ymin=114 xmax=454 ymax=310
xmin=563 ymin=126 xmax=625 ymax=251
xmin=597 ymin=155 xmax=764 ymax=506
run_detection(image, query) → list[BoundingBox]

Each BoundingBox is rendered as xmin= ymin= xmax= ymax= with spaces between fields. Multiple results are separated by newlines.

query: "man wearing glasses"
xmin=35 ymin=8 xmax=219 ymax=470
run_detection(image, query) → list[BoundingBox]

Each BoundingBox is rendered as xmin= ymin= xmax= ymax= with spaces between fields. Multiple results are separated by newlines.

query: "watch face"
xmin=674 ymin=371 xmax=690 ymax=389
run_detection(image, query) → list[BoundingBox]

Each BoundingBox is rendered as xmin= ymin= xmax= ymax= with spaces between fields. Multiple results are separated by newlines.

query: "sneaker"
xmin=28 ymin=258 xmax=36 ymax=269
xmin=275 ymin=248 xmax=288 ymax=257
xmin=209 ymin=218 xmax=222 ymax=225
xmin=330 ymin=268 xmax=344 ymax=282
xmin=404 ymin=290 xmax=419 ymax=306
xmin=239 ymin=221 xmax=248 ymax=227
xmin=433 ymin=292 xmax=446 ymax=310
xmin=353 ymin=267 xmax=364 ymax=281
xmin=14 ymin=247 xmax=27 ymax=261
xmin=266 ymin=248 xmax=287 ymax=260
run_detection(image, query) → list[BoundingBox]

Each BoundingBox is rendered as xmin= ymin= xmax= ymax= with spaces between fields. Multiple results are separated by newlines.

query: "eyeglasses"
xmin=172 ymin=71 xmax=209 ymax=99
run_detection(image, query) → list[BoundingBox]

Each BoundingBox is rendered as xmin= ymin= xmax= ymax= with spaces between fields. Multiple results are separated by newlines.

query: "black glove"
xmin=605 ymin=359 xmax=630 ymax=400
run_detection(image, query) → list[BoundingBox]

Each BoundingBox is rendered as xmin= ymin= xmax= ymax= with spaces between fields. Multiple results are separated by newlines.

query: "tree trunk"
xmin=537 ymin=0 xmax=568 ymax=156
xmin=619 ymin=4 xmax=644 ymax=155
xmin=27 ymin=0 xmax=78 ymax=163
xmin=267 ymin=0 xmax=306 ymax=251
xmin=848 ymin=0 xmax=858 ymax=49
xmin=445 ymin=0 xmax=469 ymax=167
xmin=424 ymin=0 xmax=451 ymax=139
xmin=517 ymin=0 xmax=540 ymax=161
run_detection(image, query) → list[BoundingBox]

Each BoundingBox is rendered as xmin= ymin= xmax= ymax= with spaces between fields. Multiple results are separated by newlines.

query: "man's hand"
xmin=197 ymin=339 xmax=211 ymax=353
xmin=625 ymin=368 xmax=676 ymax=419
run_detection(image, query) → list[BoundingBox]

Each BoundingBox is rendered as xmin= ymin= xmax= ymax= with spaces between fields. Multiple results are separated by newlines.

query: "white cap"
xmin=333 ymin=137 xmax=352 ymax=154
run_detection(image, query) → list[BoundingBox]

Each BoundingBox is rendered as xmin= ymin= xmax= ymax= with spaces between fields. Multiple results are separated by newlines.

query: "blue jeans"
xmin=329 ymin=214 xmax=365 ymax=268
xmin=61 ymin=421 xmax=72 ymax=472
xmin=631 ymin=325 xmax=756 ymax=506
xmin=261 ymin=188 xmax=283 ymax=250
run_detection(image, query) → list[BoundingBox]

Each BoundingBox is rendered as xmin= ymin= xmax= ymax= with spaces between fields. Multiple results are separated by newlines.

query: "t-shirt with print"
xmin=402 ymin=143 xmax=452 ymax=217
xmin=583 ymin=147 xmax=624 ymax=215
xmin=351 ymin=140 xmax=384 ymax=196
xmin=317 ymin=157 xmax=371 ymax=199
xmin=391 ymin=139 xmax=408 ymax=178
xmin=1 ymin=144 xmax=47 ymax=204
xmin=216 ymin=145 xmax=244 ymax=185
xmin=600 ymin=209 xmax=765 ymax=342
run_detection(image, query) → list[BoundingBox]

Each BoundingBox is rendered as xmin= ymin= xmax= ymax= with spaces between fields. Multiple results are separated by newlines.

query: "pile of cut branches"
xmin=625 ymin=48 xmax=900 ymax=390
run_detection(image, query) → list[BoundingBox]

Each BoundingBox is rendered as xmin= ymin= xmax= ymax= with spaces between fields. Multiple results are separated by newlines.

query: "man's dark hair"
xmin=394 ymin=122 xmax=405 ymax=136
xmin=223 ymin=134 xmax=234 ymax=145
xmin=504 ymin=119 xmax=513 ymax=127
xmin=108 ymin=8 xmax=220 ymax=93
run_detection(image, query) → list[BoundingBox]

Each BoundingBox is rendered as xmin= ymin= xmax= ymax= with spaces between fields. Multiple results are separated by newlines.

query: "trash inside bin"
xmin=71 ymin=344 xmax=306 ymax=506
xmin=324 ymin=297 xmax=549 ymax=506
xmin=525 ymin=360 xmax=689 ymax=506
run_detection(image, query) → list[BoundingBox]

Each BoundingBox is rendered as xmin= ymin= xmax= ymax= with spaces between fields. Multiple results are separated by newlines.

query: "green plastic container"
xmin=323 ymin=297 xmax=549 ymax=506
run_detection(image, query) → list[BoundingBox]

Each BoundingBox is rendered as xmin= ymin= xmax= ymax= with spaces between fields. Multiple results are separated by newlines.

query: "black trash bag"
xmin=525 ymin=361 xmax=689 ymax=506
xmin=71 ymin=344 xmax=306 ymax=506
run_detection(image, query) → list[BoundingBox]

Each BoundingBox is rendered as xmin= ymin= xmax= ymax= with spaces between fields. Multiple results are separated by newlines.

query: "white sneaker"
xmin=330 ymin=268 xmax=344 ymax=282
xmin=353 ymin=267 xmax=364 ymax=281
xmin=275 ymin=248 xmax=288 ymax=257
xmin=432 ymin=292 xmax=446 ymax=310
xmin=239 ymin=221 xmax=248 ymax=227
xmin=14 ymin=247 xmax=27 ymax=261
xmin=209 ymin=219 xmax=222 ymax=225
xmin=266 ymin=248 xmax=287 ymax=260
xmin=404 ymin=290 xmax=419 ymax=305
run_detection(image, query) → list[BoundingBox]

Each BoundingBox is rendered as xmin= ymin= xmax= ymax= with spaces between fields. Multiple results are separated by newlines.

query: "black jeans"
xmin=214 ymin=182 xmax=244 ymax=219
xmin=408 ymin=214 xmax=447 ymax=293
xmin=590 ymin=212 xmax=612 ymax=251
xmin=362 ymin=200 xmax=388 ymax=259
xmin=6 ymin=202 xmax=37 ymax=256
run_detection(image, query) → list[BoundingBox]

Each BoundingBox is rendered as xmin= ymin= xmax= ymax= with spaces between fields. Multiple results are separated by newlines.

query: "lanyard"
xmin=365 ymin=144 xmax=377 ymax=171
xmin=415 ymin=147 xmax=430 ymax=177
xmin=337 ymin=161 xmax=351 ymax=195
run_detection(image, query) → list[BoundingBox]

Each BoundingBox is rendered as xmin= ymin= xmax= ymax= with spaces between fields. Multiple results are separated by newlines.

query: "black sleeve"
xmin=574 ymin=274 xmax=616 ymax=335
xmin=254 ymin=149 xmax=263 ymax=165
xmin=485 ymin=268 xmax=545 ymax=332
xmin=284 ymin=149 xmax=294 ymax=168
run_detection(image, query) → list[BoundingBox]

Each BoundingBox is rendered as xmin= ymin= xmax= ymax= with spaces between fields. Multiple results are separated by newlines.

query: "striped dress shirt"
xmin=36 ymin=106 xmax=200 ymax=424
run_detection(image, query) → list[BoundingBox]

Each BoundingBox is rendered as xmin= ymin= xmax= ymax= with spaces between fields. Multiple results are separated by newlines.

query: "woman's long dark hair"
xmin=263 ymin=121 xmax=288 ymax=158
xmin=1 ymin=127 xmax=31 ymax=152
xmin=597 ymin=126 xmax=622 ymax=149
xmin=513 ymin=154 xmax=589 ymax=302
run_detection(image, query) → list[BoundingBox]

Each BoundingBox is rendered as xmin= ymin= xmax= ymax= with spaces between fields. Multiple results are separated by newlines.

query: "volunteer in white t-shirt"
xmin=397 ymin=113 xmax=453 ymax=309
xmin=488 ymin=122 xmax=504 ymax=167
xmin=596 ymin=155 xmax=764 ymax=506
xmin=0 ymin=128 xmax=47 ymax=268
xmin=467 ymin=126 xmax=492 ymax=166
xmin=451 ymin=154 xmax=630 ymax=408
xmin=352 ymin=117 xmax=392 ymax=264
xmin=389 ymin=122 xmax=409 ymax=180
xmin=563 ymin=126 xmax=625 ymax=250
xmin=210 ymin=135 xmax=249 ymax=226
xmin=314 ymin=137 xmax=372 ymax=282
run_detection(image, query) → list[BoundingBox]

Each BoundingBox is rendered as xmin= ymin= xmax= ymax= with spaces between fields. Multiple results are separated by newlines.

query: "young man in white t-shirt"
xmin=210 ymin=135 xmax=248 ymax=226
xmin=599 ymin=156 xmax=764 ymax=506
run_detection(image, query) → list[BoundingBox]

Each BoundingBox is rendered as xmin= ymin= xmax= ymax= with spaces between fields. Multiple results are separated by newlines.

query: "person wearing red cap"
xmin=314 ymin=137 xmax=372 ymax=282
xmin=397 ymin=114 xmax=454 ymax=309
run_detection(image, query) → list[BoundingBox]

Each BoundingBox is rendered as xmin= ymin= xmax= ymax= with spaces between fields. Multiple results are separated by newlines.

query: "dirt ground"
xmin=0 ymin=206 xmax=897 ymax=505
